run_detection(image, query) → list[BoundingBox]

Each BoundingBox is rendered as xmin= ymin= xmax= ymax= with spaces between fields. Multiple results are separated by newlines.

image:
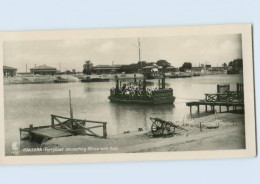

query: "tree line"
xmin=82 ymin=59 xmax=171 ymax=74
xmin=81 ymin=58 xmax=243 ymax=74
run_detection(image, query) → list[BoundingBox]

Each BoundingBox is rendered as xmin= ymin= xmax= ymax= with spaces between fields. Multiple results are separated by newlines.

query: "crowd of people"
xmin=110 ymin=83 xmax=170 ymax=98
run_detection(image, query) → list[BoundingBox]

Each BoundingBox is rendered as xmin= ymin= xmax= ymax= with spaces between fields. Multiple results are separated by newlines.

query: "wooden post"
xmin=103 ymin=123 xmax=107 ymax=138
xmin=69 ymin=90 xmax=73 ymax=131
xmin=134 ymin=73 xmax=136 ymax=83
xmin=227 ymin=106 xmax=229 ymax=112
xmin=197 ymin=105 xmax=200 ymax=114
xmin=217 ymin=84 xmax=220 ymax=93
xmin=190 ymin=106 xmax=192 ymax=114
xmin=158 ymin=79 xmax=161 ymax=89
xmin=19 ymin=128 xmax=21 ymax=140
xmin=69 ymin=90 xmax=73 ymax=119
xmin=143 ymin=76 xmax=146 ymax=95
xmin=29 ymin=124 xmax=33 ymax=141
xmin=205 ymin=105 xmax=208 ymax=112
xmin=115 ymin=75 xmax=119 ymax=93
xmin=162 ymin=73 xmax=166 ymax=89
xmin=219 ymin=106 xmax=221 ymax=113
xmin=51 ymin=115 xmax=54 ymax=127
xmin=200 ymin=123 xmax=202 ymax=132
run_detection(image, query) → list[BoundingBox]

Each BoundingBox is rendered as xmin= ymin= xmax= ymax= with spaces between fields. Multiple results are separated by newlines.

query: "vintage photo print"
xmin=0 ymin=24 xmax=256 ymax=165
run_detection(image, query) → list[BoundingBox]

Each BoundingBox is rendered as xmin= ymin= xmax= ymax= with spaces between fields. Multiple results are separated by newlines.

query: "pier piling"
xmin=103 ymin=123 xmax=107 ymax=138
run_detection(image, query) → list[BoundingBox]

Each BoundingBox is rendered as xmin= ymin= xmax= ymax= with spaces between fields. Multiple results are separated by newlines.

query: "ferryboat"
xmin=108 ymin=75 xmax=175 ymax=105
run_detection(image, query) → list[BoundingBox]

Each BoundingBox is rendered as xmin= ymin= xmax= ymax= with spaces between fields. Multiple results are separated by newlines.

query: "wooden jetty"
xmin=186 ymin=83 xmax=244 ymax=114
xmin=20 ymin=114 xmax=108 ymax=143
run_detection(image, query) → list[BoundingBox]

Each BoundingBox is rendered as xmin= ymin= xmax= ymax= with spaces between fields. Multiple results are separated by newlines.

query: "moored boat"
xmin=81 ymin=75 xmax=110 ymax=82
xmin=54 ymin=76 xmax=69 ymax=83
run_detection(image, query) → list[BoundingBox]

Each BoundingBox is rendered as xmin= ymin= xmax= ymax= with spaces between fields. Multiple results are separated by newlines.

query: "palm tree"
xmin=83 ymin=60 xmax=93 ymax=75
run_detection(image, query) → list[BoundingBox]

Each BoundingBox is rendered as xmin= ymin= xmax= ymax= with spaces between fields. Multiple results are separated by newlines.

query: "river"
xmin=4 ymin=74 xmax=243 ymax=155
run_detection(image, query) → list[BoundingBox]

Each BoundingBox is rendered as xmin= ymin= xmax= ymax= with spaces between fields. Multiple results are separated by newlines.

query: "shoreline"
xmin=15 ymin=112 xmax=245 ymax=156
xmin=3 ymin=73 xmax=241 ymax=85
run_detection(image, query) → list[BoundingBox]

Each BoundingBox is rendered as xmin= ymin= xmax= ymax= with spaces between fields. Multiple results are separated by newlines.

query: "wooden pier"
xmin=186 ymin=83 xmax=244 ymax=114
xmin=20 ymin=114 xmax=108 ymax=143
xmin=186 ymin=101 xmax=244 ymax=114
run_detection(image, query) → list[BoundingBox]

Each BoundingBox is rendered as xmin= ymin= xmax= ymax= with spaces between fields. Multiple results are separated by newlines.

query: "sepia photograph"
xmin=0 ymin=24 xmax=256 ymax=164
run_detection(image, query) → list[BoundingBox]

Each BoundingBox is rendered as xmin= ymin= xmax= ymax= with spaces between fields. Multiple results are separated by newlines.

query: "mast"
xmin=69 ymin=90 xmax=73 ymax=119
xmin=138 ymin=37 xmax=141 ymax=67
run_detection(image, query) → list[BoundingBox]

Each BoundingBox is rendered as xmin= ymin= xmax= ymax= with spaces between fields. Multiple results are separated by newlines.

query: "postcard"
xmin=0 ymin=24 xmax=256 ymax=165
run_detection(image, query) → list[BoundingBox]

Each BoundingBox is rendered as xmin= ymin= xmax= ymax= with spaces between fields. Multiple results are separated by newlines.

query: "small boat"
xmin=169 ymin=72 xmax=192 ymax=78
xmin=54 ymin=76 xmax=68 ymax=83
xmin=81 ymin=77 xmax=110 ymax=82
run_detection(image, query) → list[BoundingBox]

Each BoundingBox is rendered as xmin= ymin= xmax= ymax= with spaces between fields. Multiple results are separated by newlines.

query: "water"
xmin=4 ymin=74 xmax=243 ymax=154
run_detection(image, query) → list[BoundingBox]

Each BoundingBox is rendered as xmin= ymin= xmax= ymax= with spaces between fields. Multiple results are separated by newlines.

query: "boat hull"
xmin=81 ymin=78 xmax=110 ymax=82
xmin=108 ymin=95 xmax=175 ymax=105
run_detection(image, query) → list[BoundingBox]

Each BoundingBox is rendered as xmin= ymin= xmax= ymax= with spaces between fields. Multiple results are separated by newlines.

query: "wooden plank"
xmin=31 ymin=128 xmax=72 ymax=138
xmin=51 ymin=114 xmax=106 ymax=124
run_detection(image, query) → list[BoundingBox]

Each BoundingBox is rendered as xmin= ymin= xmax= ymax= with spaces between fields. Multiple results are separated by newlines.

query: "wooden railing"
xmin=204 ymin=91 xmax=244 ymax=103
xmin=51 ymin=115 xmax=107 ymax=138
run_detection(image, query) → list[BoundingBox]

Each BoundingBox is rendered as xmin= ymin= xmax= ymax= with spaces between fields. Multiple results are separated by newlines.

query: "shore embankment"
xmin=17 ymin=112 xmax=245 ymax=155
xmin=4 ymin=73 xmax=144 ymax=84
xmin=4 ymin=75 xmax=79 ymax=84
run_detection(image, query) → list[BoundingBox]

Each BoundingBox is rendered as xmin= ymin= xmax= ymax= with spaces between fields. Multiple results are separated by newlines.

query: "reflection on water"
xmin=4 ymin=74 xmax=243 ymax=154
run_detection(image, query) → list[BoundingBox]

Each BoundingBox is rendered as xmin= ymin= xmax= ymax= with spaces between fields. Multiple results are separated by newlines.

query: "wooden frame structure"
xmin=50 ymin=114 xmax=107 ymax=138
xmin=20 ymin=115 xmax=107 ymax=143
xmin=186 ymin=83 xmax=244 ymax=114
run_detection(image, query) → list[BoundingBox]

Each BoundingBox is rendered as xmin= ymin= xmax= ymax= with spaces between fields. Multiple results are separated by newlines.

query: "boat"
xmin=169 ymin=72 xmax=192 ymax=78
xmin=108 ymin=75 xmax=175 ymax=105
xmin=81 ymin=75 xmax=110 ymax=82
xmin=54 ymin=76 xmax=68 ymax=83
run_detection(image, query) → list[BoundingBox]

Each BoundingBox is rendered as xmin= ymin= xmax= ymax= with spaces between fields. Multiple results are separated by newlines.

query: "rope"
xmin=175 ymin=96 xmax=201 ymax=101
xmin=174 ymin=102 xmax=190 ymax=104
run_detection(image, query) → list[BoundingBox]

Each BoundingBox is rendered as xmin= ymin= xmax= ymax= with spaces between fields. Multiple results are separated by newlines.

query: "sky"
xmin=3 ymin=34 xmax=242 ymax=72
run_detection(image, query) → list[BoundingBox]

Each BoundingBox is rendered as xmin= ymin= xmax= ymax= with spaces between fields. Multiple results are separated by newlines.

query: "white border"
xmin=0 ymin=24 xmax=256 ymax=165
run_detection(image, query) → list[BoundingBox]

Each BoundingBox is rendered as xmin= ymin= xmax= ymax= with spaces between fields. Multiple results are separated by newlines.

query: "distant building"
xmin=142 ymin=65 xmax=162 ymax=79
xmin=165 ymin=67 xmax=179 ymax=73
xmin=17 ymin=72 xmax=33 ymax=77
xmin=93 ymin=64 xmax=123 ymax=74
xmin=3 ymin=65 xmax=17 ymax=77
xmin=191 ymin=67 xmax=205 ymax=75
xmin=205 ymin=64 xmax=211 ymax=69
xmin=30 ymin=65 xmax=57 ymax=75
xmin=210 ymin=67 xmax=225 ymax=71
